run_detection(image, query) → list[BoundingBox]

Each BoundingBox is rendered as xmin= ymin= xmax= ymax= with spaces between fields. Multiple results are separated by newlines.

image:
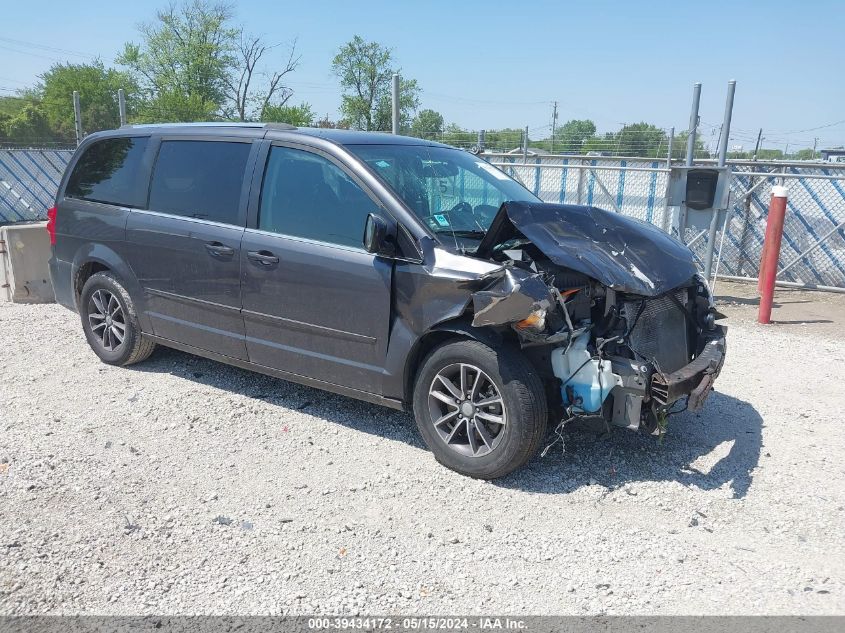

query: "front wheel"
xmin=412 ymin=339 xmax=547 ymax=479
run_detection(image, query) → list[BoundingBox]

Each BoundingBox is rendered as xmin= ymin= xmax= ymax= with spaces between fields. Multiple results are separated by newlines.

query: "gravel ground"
xmin=1 ymin=301 xmax=843 ymax=615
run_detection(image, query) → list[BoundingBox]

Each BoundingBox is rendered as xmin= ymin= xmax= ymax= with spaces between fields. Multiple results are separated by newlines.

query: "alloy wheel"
xmin=87 ymin=289 xmax=126 ymax=352
xmin=427 ymin=363 xmax=507 ymax=458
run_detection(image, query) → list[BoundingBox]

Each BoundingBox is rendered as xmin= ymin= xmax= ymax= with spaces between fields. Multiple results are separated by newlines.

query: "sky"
xmin=2 ymin=0 xmax=844 ymax=152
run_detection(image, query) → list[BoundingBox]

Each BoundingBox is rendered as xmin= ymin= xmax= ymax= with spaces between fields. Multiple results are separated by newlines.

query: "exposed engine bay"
xmin=465 ymin=201 xmax=727 ymax=433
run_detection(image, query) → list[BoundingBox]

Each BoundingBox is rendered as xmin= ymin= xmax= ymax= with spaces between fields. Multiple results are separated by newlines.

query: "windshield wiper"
xmin=431 ymin=229 xmax=487 ymax=238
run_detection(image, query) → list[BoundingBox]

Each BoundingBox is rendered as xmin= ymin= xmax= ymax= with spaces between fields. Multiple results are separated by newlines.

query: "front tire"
xmin=79 ymin=272 xmax=156 ymax=366
xmin=412 ymin=339 xmax=547 ymax=479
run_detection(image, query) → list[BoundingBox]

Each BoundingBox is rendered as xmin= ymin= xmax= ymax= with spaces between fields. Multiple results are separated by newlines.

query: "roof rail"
xmin=119 ymin=122 xmax=297 ymax=130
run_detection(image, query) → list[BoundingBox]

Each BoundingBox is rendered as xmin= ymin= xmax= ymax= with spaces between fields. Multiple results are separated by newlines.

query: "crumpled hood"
xmin=475 ymin=201 xmax=698 ymax=296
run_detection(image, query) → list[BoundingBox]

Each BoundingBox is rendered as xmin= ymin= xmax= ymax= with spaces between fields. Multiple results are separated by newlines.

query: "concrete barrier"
xmin=0 ymin=222 xmax=55 ymax=303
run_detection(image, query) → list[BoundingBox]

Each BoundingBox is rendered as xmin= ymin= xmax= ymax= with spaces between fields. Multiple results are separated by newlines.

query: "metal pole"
xmin=661 ymin=127 xmax=675 ymax=232
xmin=478 ymin=129 xmax=485 ymax=152
xmin=73 ymin=91 xmax=83 ymax=147
xmin=666 ymin=127 xmax=675 ymax=167
xmin=704 ymin=80 xmax=736 ymax=280
xmin=523 ymin=125 xmax=529 ymax=164
xmin=118 ymin=89 xmax=127 ymax=127
xmin=758 ymin=185 xmax=788 ymax=324
xmin=391 ymin=74 xmax=400 ymax=135
xmin=679 ymin=83 xmax=702 ymax=239
xmin=685 ymin=83 xmax=701 ymax=166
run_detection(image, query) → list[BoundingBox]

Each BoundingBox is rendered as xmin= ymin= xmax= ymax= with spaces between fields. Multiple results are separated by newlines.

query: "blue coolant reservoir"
xmin=551 ymin=335 xmax=620 ymax=413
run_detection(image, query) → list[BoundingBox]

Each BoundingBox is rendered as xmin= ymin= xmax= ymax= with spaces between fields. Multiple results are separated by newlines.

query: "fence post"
xmin=73 ymin=91 xmax=83 ymax=147
xmin=678 ymin=83 xmax=702 ymax=239
xmin=523 ymin=125 xmax=529 ymax=164
xmin=758 ymin=185 xmax=788 ymax=324
xmin=704 ymin=80 xmax=736 ymax=280
xmin=661 ymin=127 xmax=675 ymax=232
xmin=118 ymin=89 xmax=127 ymax=127
xmin=391 ymin=74 xmax=400 ymax=135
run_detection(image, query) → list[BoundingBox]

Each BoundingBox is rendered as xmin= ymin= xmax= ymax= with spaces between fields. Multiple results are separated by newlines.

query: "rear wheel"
xmin=80 ymin=272 xmax=156 ymax=366
xmin=412 ymin=339 xmax=547 ymax=479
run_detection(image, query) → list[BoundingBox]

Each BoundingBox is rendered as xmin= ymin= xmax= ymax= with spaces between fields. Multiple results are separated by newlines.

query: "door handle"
xmin=204 ymin=241 xmax=235 ymax=257
xmin=247 ymin=250 xmax=280 ymax=266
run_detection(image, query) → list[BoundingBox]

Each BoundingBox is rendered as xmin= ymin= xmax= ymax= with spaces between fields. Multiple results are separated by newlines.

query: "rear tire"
xmin=79 ymin=272 xmax=156 ymax=366
xmin=412 ymin=339 xmax=547 ymax=479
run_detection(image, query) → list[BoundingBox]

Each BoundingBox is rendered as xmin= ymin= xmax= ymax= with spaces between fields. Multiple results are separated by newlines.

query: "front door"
xmin=125 ymin=137 xmax=255 ymax=359
xmin=240 ymin=144 xmax=392 ymax=394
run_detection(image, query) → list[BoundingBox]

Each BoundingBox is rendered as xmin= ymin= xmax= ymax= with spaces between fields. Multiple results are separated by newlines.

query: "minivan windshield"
xmin=348 ymin=144 xmax=540 ymax=248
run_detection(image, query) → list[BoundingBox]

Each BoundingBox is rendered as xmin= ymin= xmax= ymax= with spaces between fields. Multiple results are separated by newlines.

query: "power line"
xmin=0 ymin=37 xmax=99 ymax=60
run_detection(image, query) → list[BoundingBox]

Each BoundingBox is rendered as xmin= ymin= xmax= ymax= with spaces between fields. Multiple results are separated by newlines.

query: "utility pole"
xmin=753 ymin=128 xmax=763 ymax=159
xmin=550 ymin=101 xmax=558 ymax=153
xmin=118 ymin=89 xmax=127 ymax=127
xmin=391 ymin=74 xmax=400 ymax=135
xmin=73 ymin=91 xmax=83 ymax=147
xmin=812 ymin=137 xmax=818 ymax=160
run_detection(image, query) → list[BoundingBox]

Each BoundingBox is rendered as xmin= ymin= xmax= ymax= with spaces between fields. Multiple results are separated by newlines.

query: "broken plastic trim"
xmin=470 ymin=266 xmax=554 ymax=328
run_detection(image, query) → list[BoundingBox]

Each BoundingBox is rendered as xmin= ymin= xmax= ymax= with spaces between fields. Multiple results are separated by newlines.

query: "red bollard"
xmin=758 ymin=185 xmax=788 ymax=324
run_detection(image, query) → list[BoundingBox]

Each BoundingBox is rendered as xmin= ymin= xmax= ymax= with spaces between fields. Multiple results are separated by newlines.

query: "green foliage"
xmin=3 ymin=102 xmax=52 ymax=145
xmin=118 ymin=0 xmax=238 ymax=121
xmin=261 ymin=102 xmax=315 ymax=126
xmin=614 ymin=122 xmax=666 ymax=157
xmin=554 ymin=119 xmax=596 ymax=152
xmin=756 ymin=148 xmax=785 ymax=160
xmin=409 ymin=109 xmax=444 ymax=139
xmin=792 ymin=148 xmax=816 ymax=160
xmin=36 ymin=61 xmax=138 ymax=141
xmin=332 ymin=36 xmax=420 ymax=131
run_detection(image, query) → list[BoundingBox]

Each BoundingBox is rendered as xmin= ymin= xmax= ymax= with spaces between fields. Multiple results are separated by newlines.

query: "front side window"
xmin=258 ymin=146 xmax=379 ymax=249
xmin=148 ymin=140 xmax=251 ymax=224
xmin=66 ymin=136 xmax=149 ymax=207
xmin=347 ymin=144 xmax=539 ymax=245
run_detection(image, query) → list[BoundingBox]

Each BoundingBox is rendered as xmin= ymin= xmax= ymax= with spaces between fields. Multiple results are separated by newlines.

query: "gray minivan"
xmin=48 ymin=123 xmax=726 ymax=479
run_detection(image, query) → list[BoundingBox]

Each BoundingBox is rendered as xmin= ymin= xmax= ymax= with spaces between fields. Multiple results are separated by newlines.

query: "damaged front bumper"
xmin=651 ymin=327 xmax=727 ymax=412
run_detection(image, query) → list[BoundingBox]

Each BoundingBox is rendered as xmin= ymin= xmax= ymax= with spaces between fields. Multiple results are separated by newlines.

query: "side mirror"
xmin=363 ymin=213 xmax=395 ymax=257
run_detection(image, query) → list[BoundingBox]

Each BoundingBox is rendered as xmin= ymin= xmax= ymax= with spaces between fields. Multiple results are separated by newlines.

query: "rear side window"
xmin=148 ymin=140 xmax=251 ymax=224
xmin=258 ymin=146 xmax=378 ymax=248
xmin=65 ymin=136 xmax=149 ymax=207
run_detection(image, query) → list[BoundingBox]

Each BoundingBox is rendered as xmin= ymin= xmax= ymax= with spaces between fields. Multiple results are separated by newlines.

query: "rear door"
xmin=240 ymin=142 xmax=392 ymax=393
xmin=124 ymin=137 xmax=257 ymax=359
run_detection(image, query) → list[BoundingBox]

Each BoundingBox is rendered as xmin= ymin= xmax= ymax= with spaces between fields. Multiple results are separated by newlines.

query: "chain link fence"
xmin=485 ymin=153 xmax=845 ymax=291
xmin=2 ymin=146 xmax=844 ymax=290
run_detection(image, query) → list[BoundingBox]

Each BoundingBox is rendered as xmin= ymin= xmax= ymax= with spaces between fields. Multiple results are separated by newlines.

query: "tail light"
xmin=46 ymin=206 xmax=57 ymax=245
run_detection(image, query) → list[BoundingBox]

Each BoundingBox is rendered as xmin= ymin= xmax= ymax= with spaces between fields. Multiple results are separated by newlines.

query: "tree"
xmin=614 ymin=122 xmax=666 ymax=157
xmin=261 ymin=102 xmax=315 ymax=126
xmin=35 ymin=61 xmax=138 ymax=141
xmin=671 ymin=130 xmax=708 ymax=160
xmin=224 ymin=33 xmax=300 ymax=121
xmin=118 ymin=1 xmax=238 ymax=121
xmin=555 ymin=119 xmax=596 ymax=152
xmin=409 ymin=109 xmax=444 ymax=139
xmin=3 ymin=102 xmax=52 ymax=145
xmin=331 ymin=36 xmax=420 ymax=131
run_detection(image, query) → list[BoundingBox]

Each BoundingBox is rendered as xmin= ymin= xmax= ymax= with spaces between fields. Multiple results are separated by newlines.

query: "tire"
xmin=79 ymin=272 xmax=156 ymax=366
xmin=412 ymin=339 xmax=547 ymax=479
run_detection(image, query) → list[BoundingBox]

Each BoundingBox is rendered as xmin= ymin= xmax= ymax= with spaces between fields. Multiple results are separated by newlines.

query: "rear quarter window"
xmin=65 ymin=136 xmax=150 ymax=207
